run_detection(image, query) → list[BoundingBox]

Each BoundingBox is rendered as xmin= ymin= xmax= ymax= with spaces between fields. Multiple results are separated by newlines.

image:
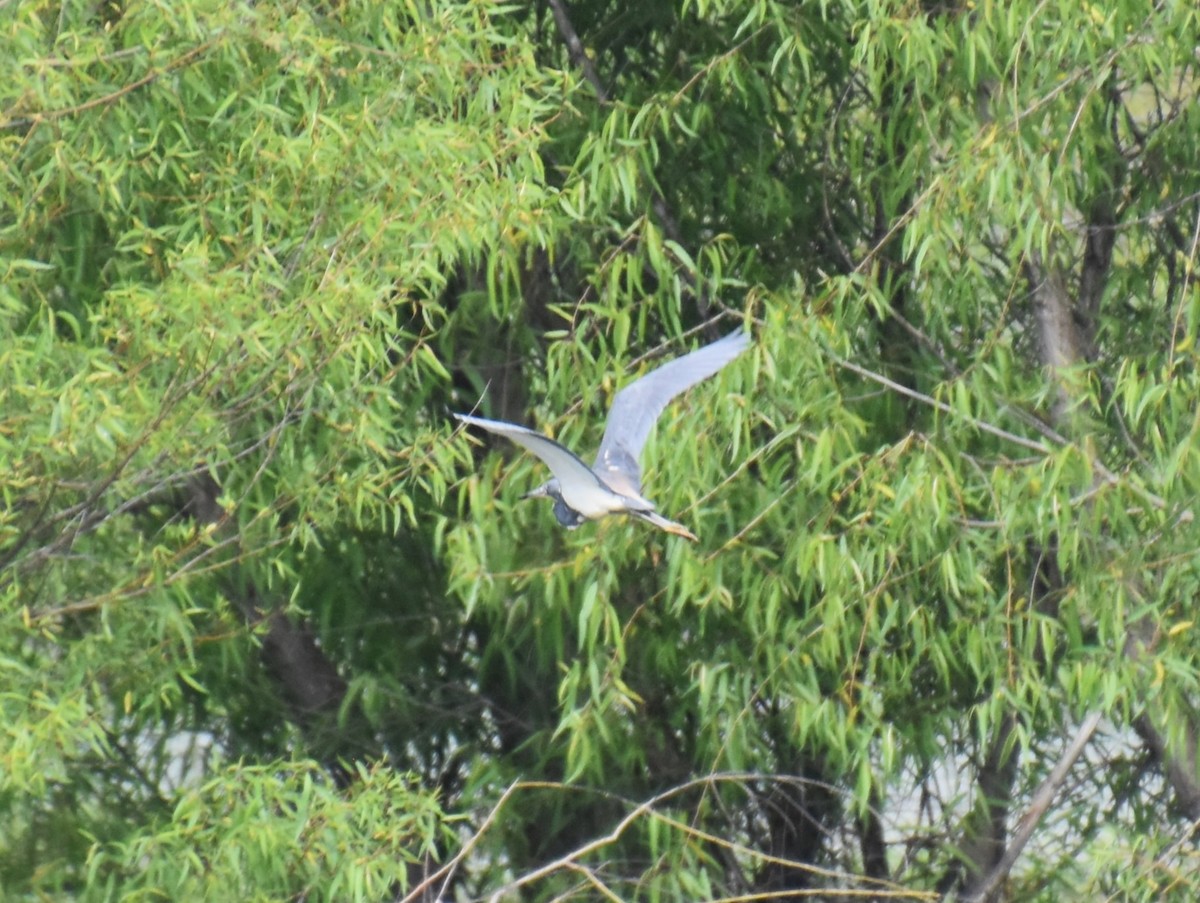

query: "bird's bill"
xmin=522 ymin=482 xmax=552 ymax=500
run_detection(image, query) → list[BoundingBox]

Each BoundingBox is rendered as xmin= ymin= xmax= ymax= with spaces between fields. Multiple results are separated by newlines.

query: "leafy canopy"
xmin=3 ymin=0 xmax=1200 ymax=900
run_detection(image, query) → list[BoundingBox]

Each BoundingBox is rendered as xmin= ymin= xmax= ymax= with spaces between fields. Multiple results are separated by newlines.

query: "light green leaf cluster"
xmin=2 ymin=0 xmax=556 ymax=896
xmin=88 ymin=761 xmax=446 ymax=902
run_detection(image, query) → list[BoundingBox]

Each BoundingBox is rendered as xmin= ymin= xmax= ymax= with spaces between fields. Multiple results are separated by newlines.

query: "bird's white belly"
xmin=561 ymin=482 xmax=640 ymax=518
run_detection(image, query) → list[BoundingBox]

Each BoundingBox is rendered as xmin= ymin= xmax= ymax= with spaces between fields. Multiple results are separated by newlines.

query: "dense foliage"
xmin=3 ymin=0 xmax=1200 ymax=899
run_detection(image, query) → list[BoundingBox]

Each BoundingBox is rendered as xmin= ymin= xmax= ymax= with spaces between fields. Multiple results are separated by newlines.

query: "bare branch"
xmin=544 ymin=0 xmax=691 ymax=276
xmin=832 ymin=356 xmax=1049 ymax=455
xmin=960 ymin=711 xmax=1103 ymax=903
xmin=403 ymin=775 xmax=931 ymax=902
xmin=941 ymin=714 xmax=1020 ymax=897
xmin=545 ymin=0 xmax=607 ymax=102
xmin=1133 ymin=712 xmax=1200 ymax=822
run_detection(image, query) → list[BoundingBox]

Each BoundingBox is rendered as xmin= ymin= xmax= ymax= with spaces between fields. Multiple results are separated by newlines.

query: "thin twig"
xmin=4 ymin=40 xmax=216 ymax=129
xmin=832 ymin=357 xmax=1048 ymax=455
xmin=400 ymin=781 xmax=522 ymax=903
xmin=831 ymin=354 xmax=1176 ymax=513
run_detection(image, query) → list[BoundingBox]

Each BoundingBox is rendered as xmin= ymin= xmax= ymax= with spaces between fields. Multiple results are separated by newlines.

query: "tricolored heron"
xmin=456 ymin=329 xmax=749 ymax=541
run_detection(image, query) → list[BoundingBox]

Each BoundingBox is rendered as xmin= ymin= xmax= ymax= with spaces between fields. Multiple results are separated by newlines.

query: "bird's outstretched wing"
xmin=454 ymin=413 xmax=608 ymax=493
xmin=592 ymin=329 xmax=749 ymax=495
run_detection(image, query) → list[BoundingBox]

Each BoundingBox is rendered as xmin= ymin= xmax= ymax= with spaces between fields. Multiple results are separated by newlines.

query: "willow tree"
xmin=2 ymin=1 xmax=558 ymax=896
xmin=3 ymin=0 xmax=1200 ymax=901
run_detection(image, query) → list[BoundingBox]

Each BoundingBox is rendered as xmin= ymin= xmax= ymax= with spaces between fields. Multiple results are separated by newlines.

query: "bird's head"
xmin=523 ymin=479 xmax=585 ymax=529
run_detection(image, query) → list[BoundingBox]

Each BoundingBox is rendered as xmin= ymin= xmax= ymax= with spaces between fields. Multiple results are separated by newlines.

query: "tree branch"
xmin=1025 ymin=183 xmax=1200 ymax=861
xmin=858 ymin=786 xmax=891 ymax=892
xmin=1025 ymin=254 xmax=1085 ymax=426
xmin=940 ymin=713 xmax=1020 ymax=897
xmin=545 ymin=0 xmax=690 ymax=271
xmin=1133 ymin=707 xmax=1200 ymax=820
xmin=545 ymin=0 xmax=607 ymax=102
xmin=960 ymin=711 xmax=1103 ymax=903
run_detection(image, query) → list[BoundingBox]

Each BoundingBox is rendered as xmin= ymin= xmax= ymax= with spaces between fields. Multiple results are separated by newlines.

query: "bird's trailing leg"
xmin=631 ymin=510 xmax=699 ymax=542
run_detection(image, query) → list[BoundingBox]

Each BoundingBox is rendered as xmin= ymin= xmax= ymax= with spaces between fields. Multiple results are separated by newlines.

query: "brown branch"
xmin=404 ymin=775 xmax=928 ymax=903
xmin=1025 ymin=255 xmax=1085 ymax=426
xmin=545 ymin=0 xmax=691 ymax=272
xmin=961 ymin=711 xmax=1103 ymax=903
xmin=832 ymin=356 xmax=1050 ymax=455
xmin=259 ymin=608 xmax=348 ymax=717
xmin=1077 ymin=205 xmax=1116 ymax=348
xmin=1133 ymin=699 xmax=1200 ymax=821
xmin=940 ymin=713 xmax=1020 ymax=897
xmin=545 ymin=0 xmax=607 ymax=102
xmin=858 ymin=786 xmax=891 ymax=893
xmin=1024 ymin=168 xmax=1200 ymax=863
xmin=401 ymin=781 xmax=523 ymax=903
xmin=2 ymin=355 xmax=227 ymax=588
xmin=185 ymin=465 xmax=346 ymax=713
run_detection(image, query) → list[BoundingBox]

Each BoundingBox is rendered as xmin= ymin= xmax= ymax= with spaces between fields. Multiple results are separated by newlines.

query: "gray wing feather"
xmin=454 ymin=413 xmax=607 ymax=491
xmin=592 ymin=329 xmax=749 ymax=492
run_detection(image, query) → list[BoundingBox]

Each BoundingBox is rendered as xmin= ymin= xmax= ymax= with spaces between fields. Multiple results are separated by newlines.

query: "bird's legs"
xmin=631 ymin=509 xmax=699 ymax=542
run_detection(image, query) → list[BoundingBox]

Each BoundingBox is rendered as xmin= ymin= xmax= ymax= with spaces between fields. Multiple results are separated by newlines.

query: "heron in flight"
xmin=455 ymin=329 xmax=749 ymax=541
